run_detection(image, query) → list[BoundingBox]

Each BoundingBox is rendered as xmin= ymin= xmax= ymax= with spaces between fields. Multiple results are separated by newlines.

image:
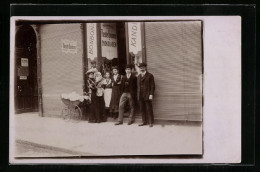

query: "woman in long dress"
xmin=110 ymin=66 xmax=122 ymax=119
xmin=102 ymin=71 xmax=112 ymax=119
xmin=86 ymin=69 xmax=98 ymax=123
xmin=95 ymin=72 xmax=105 ymax=123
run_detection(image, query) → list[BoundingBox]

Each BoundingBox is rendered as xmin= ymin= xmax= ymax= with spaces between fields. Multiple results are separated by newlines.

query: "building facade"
xmin=15 ymin=21 xmax=203 ymax=121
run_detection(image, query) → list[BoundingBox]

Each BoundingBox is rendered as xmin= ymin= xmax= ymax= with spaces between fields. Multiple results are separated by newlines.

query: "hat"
xmin=138 ymin=63 xmax=147 ymax=67
xmin=111 ymin=66 xmax=119 ymax=70
xmin=125 ymin=64 xmax=133 ymax=69
xmin=90 ymin=60 xmax=96 ymax=64
xmin=85 ymin=68 xmax=96 ymax=75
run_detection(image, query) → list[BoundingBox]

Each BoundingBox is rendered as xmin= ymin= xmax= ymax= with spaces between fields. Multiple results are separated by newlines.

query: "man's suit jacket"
xmin=137 ymin=72 xmax=155 ymax=101
xmin=120 ymin=74 xmax=137 ymax=98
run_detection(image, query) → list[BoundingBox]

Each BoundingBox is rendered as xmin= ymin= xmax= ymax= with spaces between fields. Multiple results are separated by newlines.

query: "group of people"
xmin=85 ymin=62 xmax=155 ymax=127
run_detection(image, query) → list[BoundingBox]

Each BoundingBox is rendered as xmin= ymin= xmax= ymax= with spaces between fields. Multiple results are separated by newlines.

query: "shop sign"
xmin=87 ymin=23 xmax=97 ymax=61
xmin=101 ymin=23 xmax=118 ymax=60
xmin=128 ymin=22 xmax=142 ymax=55
xmin=61 ymin=39 xmax=77 ymax=54
xmin=128 ymin=22 xmax=143 ymax=74
xmin=21 ymin=58 xmax=28 ymax=67
xmin=19 ymin=76 xmax=27 ymax=80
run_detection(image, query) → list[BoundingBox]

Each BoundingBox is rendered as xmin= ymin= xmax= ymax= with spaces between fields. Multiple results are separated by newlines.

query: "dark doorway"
xmin=116 ymin=22 xmax=127 ymax=75
xmin=15 ymin=25 xmax=38 ymax=113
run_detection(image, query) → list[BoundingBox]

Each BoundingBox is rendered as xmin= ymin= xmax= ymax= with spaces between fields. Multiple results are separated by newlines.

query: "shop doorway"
xmin=99 ymin=22 xmax=127 ymax=75
xmin=116 ymin=22 xmax=127 ymax=75
xmin=15 ymin=25 xmax=38 ymax=113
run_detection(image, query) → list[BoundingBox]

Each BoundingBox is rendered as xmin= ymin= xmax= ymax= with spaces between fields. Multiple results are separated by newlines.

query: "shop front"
xmin=15 ymin=21 xmax=203 ymax=121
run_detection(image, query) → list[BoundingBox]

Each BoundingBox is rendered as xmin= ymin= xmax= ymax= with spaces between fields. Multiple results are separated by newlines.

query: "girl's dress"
xmin=103 ymin=78 xmax=112 ymax=108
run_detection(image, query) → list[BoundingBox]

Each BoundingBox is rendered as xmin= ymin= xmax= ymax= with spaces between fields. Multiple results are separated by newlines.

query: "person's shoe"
xmin=138 ymin=123 xmax=147 ymax=126
xmin=88 ymin=120 xmax=96 ymax=123
xmin=127 ymin=121 xmax=134 ymax=125
xmin=115 ymin=122 xmax=123 ymax=125
xmin=149 ymin=124 xmax=153 ymax=127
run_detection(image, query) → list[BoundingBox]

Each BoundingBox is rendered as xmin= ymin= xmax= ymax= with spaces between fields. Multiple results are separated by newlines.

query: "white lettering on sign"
xmin=21 ymin=58 xmax=28 ymax=67
xmin=87 ymin=23 xmax=97 ymax=61
xmin=101 ymin=23 xmax=118 ymax=60
xmin=61 ymin=39 xmax=77 ymax=54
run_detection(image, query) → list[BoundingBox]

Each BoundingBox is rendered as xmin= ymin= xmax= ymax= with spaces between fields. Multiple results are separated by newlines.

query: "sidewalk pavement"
xmin=13 ymin=112 xmax=202 ymax=157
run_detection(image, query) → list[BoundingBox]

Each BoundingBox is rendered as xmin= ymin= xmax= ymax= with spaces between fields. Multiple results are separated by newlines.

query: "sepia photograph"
xmin=9 ymin=16 xmax=241 ymax=164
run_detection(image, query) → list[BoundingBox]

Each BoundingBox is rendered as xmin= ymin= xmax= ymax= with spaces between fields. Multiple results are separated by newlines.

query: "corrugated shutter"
xmin=40 ymin=24 xmax=83 ymax=116
xmin=145 ymin=21 xmax=202 ymax=121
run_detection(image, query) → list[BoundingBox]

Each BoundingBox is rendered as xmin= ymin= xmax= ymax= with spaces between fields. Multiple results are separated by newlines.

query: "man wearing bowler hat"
xmin=137 ymin=62 xmax=155 ymax=127
xmin=115 ymin=64 xmax=137 ymax=125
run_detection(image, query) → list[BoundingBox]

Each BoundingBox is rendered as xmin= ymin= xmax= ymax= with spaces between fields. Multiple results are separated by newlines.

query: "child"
xmin=102 ymin=71 xmax=112 ymax=118
xmin=110 ymin=66 xmax=122 ymax=119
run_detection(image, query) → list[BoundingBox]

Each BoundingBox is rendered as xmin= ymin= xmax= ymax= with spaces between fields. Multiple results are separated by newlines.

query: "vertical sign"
xmin=101 ymin=23 xmax=118 ymax=60
xmin=87 ymin=23 xmax=98 ymax=66
xmin=128 ymin=22 xmax=142 ymax=73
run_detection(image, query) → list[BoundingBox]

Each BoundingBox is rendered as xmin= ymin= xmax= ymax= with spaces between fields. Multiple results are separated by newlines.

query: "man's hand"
xmin=149 ymin=95 xmax=153 ymax=100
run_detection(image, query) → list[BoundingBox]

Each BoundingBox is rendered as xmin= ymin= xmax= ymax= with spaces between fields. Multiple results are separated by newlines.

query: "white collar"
xmin=126 ymin=73 xmax=131 ymax=78
xmin=113 ymin=74 xmax=118 ymax=80
xmin=141 ymin=71 xmax=146 ymax=76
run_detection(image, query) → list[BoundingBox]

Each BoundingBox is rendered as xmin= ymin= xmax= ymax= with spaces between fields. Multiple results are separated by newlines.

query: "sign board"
xmin=19 ymin=76 xmax=27 ymax=80
xmin=61 ymin=39 xmax=77 ymax=54
xmin=87 ymin=23 xmax=97 ymax=61
xmin=128 ymin=22 xmax=142 ymax=55
xmin=21 ymin=58 xmax=28 ymax=67
xmin=17 ymin=66 xmax=29 ymax=76
xmin=128 ymin=22 xmax=143 ymax=74
xmin=101 ymin=23 xmax=118 ymax=60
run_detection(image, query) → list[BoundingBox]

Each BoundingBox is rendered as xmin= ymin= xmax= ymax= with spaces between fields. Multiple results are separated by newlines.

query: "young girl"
xmin=110 ymin=66 xmax=122 ymax=119
xmin=102 ymin=71 xmax=112 ymax=119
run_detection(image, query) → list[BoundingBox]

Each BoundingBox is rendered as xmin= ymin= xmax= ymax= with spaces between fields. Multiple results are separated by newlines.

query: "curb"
xmin=15 ymin=139 xmax=96 ymax=157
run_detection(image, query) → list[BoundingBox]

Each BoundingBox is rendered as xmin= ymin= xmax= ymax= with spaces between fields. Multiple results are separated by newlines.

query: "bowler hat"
xmin=125 ymin=64 xmax=133 ymax=69
xmin=138 ymin=63 xmax=147 ymax=67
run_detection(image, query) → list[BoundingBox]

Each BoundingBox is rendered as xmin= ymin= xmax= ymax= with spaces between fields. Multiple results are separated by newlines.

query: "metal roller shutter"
xmin=40 ymin=24 xmax=84 ymax=116
xmin=145 ymin=21 xmax=202 ymax=121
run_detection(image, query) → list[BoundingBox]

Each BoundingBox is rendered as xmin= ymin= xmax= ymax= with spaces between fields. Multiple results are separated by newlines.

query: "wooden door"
xmin=15 ymin=25 xmax=38 ymax=113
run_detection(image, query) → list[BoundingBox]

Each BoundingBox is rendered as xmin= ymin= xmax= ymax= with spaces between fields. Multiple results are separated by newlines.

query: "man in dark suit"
xmin=137 ymin=63 xmax=155 ymax=127
xmin=115 ymin=64 xmax=137 ymax=125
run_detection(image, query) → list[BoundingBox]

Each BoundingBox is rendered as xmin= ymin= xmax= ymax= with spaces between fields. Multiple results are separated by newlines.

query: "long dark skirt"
xmin=110 ymin=85 xmax=121 ymax=113
xmin=89 ymin=91 xmax=105 ymax=122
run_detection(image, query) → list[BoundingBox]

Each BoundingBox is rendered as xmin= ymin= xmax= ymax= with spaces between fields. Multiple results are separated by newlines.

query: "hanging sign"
xmin=128 ymin=22 xmax=142 ymax=55
xmin=128 ymin=22 xmax=143 ymax=74
xmin=101 ymin=23 xmax=118 ymax=60
xmin=61 ymin=39 xmax=77 ymax=54
xmin=87 ymin=23 xmax=97 ymax=61
xmin=21 ymin=58 xmax=28 ymax=67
